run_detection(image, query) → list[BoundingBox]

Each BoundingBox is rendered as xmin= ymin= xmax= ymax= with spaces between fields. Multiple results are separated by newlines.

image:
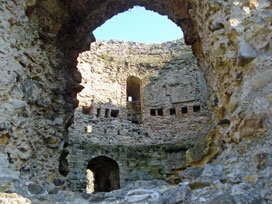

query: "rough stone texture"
xmin=0 ymin=0 xmax=271 ymax=203
xmin=124 ymin=189 xmax=161 ymax=203
xmin=0 ymin=0 xmax=71 ymax=189
xmin=161 ymin=183 xmax=190 ymax=204
xmin=70 ymin=40 xmax=209 ymax=145
xmin=0 ymin=193 xmax=31 ymax=204
xmin=68 ymin=143 xmax=188 ymax=191
xmin=66 ymin=40 xmax=210 ymax=192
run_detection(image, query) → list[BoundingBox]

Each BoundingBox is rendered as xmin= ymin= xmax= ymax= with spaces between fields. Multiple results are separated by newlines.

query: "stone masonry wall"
xmin=0 ymin=0 xmax=271 ymax=203
xmin=67 ymin=40 xmax=211 ymax=192
xmin=0 ymin=0 xmax=69 ymax=188
xmin=69 ymin=40 xmax=210 ymax=145
xmin=68 ymin=142 xmax=189 ymax=192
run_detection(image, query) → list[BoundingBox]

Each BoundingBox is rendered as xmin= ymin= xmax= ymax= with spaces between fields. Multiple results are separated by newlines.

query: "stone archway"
xmin=13 ymin=0 xmax=271 ymax=189
xmin=127 ymin=76 xmax=142 ymax=124
xmin=86 ymin=156 xmax=120 ymax=193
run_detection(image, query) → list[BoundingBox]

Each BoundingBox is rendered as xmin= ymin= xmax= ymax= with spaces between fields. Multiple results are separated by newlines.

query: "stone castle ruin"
xmin=0 ymin=0 xmax=271 ymax=203
xmin=67 ymin=40 xmax=211 ymax=192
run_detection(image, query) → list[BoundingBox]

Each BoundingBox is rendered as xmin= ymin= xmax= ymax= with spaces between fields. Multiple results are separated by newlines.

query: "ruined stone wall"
xmin=67 ymin=40 xmax=210 ymax=191
xmin=69 ymin=40 xmax=210 ymax=145
xmin=0 ymin=0 xmax=72 ymax=189
xmin=68 ymin=142 xmax=189 ymax=192
xmin=0 ymin=0 xmax=271 ymax=203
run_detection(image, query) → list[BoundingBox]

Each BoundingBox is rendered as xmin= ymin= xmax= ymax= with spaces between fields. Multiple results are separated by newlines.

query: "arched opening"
xmin=2 ymin=0 xmax=270 ymax=201
xmin=93 ymin=6 xmax=183 ymax=43
xmin=126 ymin=76 xmax=142 ymax=124
xmin=57 ymin=2 xmax=211 ymax=186
xmin=54 ymin=1 xmax=199 ymax=132
xmin=86 ymin=156 xmax=120 ymax=194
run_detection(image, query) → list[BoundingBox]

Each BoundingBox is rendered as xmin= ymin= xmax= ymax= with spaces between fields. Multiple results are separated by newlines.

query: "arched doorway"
xmin=127 ymin=76 xmax=142 ymax=124
xmin=86 ymin=156 xmax=120 ymax=194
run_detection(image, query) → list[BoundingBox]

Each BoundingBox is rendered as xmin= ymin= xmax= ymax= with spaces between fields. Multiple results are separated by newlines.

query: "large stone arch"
xmin=56 ymin=1 xmax=197 ymax=54
xmin=28 ymin=0 xmax=198 ymax=60
xmin=46 ymin=1 xmax=213 ymax=170
xmin=26 ymin=0 xmax=199 ymax=134
xmin=1 ymin=0 xmax=271 ymax=193
xmin=29 ymin=0 xmax=271 ymax=171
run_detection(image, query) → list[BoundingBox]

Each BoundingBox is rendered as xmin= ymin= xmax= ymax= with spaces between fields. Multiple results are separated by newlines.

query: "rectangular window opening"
xmin=157 ymin=108 xmax=163 ymax=116
xmin=105 ymin=109 xmax=110 ymax=118
xmin=150 ymin=109 xmax=156 ymax=116
xmin=111 ymin=109 xmax=119 ymax=118
xmin=96 ymin=108 xmax=101 ymax=117
xmin=169 ymin=108 xmax=176 ymax=115
xmin=193 ymin=105 xmax=201 ymax=112
xmin=181 ymin=107 xmax=188 ymax=114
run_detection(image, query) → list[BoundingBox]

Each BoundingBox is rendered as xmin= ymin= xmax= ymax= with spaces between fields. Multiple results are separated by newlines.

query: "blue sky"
xmin=93 ymin=6 xmax=183 ymax=44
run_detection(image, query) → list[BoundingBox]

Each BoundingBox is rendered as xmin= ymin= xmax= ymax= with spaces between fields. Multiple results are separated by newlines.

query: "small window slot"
xmin=96 ymin=108 xmax=101 ymax=117
xmin=169 ymin=108 xmax=176 ymax=115
xmin=150 ymin=109 xmax=156 ymax=116
xmin=157 ymin=108 xmax=163 ymax=116
xmin=181 ymin=107 xmax=188 ymax=114
xmin=82 ymin=106 xmax=92 ymax=114
xmin=128 ymin=96 xmax=133 ymax=102
xmin=105 ymin=109 xmax=110 ymax=118
xmin=111 ymin=110 xmax=119 ymax=118
xmin=193 ymin=105 xmax=201 ymax=112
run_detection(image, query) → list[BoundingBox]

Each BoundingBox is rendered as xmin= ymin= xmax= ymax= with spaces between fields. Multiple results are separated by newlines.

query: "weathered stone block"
xmin=238 ymin=40 xmax=257 ymax=66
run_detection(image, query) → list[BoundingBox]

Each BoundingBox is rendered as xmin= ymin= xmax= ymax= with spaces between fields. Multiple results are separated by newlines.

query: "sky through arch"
xmin=93 ymin=6 xmax=184 ymax=44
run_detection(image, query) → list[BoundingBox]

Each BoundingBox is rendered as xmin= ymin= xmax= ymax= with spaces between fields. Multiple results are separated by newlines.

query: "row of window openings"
xmin=95 ymin=105 xmax=201 ymax=118
xmin=150 ymin=105 xmax=201 ymax=116
xmin=96 ymin=108 xmax=119 ymax=118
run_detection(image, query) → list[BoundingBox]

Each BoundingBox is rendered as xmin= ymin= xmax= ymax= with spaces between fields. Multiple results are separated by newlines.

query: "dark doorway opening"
xmin=86 ymin=156 xmax=120 ymax=193
xmin=127 ymin=76 xmax=142 ymax=124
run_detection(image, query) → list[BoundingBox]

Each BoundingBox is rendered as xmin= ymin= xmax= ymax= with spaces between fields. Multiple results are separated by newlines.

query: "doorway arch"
xmin=127 ymin=76 xmax=142 ymax=124
xmin=86 ymin=156 xmax=120 ymax=193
